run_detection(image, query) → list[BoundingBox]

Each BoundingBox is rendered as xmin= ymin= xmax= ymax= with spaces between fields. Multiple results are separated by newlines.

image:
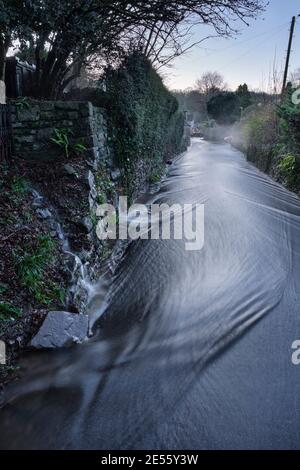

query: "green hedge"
xmin=277 ymin=85 xmax=300 ymax=155
xmin=105 ymin=53 xmax=186 ymax=196
xmin=232 ymin=88 xmax=300 ymax=192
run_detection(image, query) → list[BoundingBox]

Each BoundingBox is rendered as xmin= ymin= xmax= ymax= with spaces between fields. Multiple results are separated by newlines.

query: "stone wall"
xmin=10 ymin=100 xmax=108 ymax=162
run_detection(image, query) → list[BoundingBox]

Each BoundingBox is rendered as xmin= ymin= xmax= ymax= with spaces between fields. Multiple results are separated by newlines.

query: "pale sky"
xmin=167 ymin=0 xmax=299 ymax=92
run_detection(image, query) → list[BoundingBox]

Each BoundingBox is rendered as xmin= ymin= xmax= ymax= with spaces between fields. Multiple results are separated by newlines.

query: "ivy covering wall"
xmin=105 ymin=53 xmax=186 ymax=197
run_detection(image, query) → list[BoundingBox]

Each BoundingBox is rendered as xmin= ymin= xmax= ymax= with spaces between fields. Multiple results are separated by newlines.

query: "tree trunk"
xmin=35 ymin=48 xmax=71 ymax=99
xmin=0 ymin=35 xmax=10 ymax=82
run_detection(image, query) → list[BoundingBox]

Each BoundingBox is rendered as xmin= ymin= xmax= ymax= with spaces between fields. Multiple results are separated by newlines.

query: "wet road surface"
xmin=1 ymin=138 xmax=300 ymax=450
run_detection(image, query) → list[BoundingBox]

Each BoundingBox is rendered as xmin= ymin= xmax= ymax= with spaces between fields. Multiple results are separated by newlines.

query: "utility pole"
xmin=281 ymin=16 xmax=296 ymax=96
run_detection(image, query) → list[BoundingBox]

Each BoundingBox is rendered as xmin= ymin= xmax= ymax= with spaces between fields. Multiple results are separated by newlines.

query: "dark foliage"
xmin=236 ymin=83 xmax=253 ymax=109
xmin=1 ymin=0 xmax=266 ymax=98
xmin=207 ymin=91 xmax=241 ymax=124
xmin=105 ymin=53 xmax=186 ymax=196
xmin=277 ymin=84 xmax=300 ymax=155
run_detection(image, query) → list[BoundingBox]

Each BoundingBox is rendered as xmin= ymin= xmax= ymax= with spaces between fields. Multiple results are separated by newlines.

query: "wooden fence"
xmin=0 ymin=104 xmax=13 ymax=160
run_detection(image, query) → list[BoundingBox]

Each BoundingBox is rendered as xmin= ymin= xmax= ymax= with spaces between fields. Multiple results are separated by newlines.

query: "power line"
xmin=217 ymin=24 xmax=289 ymax=74
xmin=197 ymin=20 xmax=291 ymax=58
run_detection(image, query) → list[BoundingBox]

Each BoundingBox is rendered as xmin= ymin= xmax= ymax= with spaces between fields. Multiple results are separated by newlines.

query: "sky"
xmin=167 ymin=0 xmax=299 ymax=92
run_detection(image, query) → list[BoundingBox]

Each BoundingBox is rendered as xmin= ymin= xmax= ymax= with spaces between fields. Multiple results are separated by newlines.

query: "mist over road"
xmin=1 ymin=138 xmax=300 ymax=450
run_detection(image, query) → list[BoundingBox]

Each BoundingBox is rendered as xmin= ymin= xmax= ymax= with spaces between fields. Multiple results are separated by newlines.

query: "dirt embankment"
xmin=0 ymin=154 xmax=118 ymax=387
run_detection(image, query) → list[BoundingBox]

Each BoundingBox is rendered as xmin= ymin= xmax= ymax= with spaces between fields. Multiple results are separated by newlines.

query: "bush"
xmin=207 ymin=92 xmax=241 ymax=125
xmin=277 ymin=85 xmax=300 ymax=154
xmin=242 ymin=105 xmax=278 ymax=147
xmin=237 ymin=105 xmax=278 ymax=172
xmin=231 ymin=86 xmax=300 ymax=193
xmin=13 ymin=235 xmax=65 ymax=306
xmin=278 ymin=154 xmax=300 ymax=190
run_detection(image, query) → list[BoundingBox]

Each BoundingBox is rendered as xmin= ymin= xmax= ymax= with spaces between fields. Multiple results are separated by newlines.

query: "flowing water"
xmin=1 ymin=138 xmax=300 ymax=450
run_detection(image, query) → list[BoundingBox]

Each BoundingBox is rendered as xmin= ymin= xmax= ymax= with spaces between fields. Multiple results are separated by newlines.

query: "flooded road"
xmin=1 ymin=138 xmax=300 ymax=450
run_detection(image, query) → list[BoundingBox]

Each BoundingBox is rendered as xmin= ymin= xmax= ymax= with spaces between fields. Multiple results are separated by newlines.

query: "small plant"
xmin=96 ymin=192 xmax=106 ymax=205
xmin=0 ymin=302 xmax=22 ymax=322
xmin=0 ymin=214 xmax=16 ymax=227
xmin=32 ymin=282 xmax=65 ymax=306
xmin=11 ymin=176 xmax=29 ymax=196
xmin=95 ymin=167 xmax=115 ymax=200
xmin=51 ymin=128 xmax=71 ymax=158
xmin=73 ymin=142 xmax=87 ymax=155
xmin=278 ymin=154 xmax=296 ymax=173
xmin=101 ymin=245 xmax=112 ymax=261
xmin=51 ymin=129 xmax=87 ymax=158
xmin=23 ymin=210 xmax=33 ymax=223
xmin=148 ymin=170 xmax=162 ymax=184
xmin=13 ymin=235 xmax=63 ymax=306
xmin=15 ymin=97 xmax=30 ymax=110
xmin=278 ymin=154 xmax=300 ymax=189
xmin=148 ymin=164 xmax=165 ymax=184
xmin=2 ymin=364 xmax=21 ymax=373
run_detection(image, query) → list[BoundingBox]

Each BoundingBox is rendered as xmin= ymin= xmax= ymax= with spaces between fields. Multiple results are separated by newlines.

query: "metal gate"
xmin=0 ymin=104 xmax=13 ymax=160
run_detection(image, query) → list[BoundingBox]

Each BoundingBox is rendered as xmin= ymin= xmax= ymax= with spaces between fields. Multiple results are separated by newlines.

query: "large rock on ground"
xmin=30 ymin=311 xmax=89 ymax=349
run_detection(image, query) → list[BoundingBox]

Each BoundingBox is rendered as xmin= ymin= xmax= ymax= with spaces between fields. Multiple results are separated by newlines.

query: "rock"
xmin=30 ymin=311 xmax=89 ymax=349
xmin=88 ymin=171 xmax=98 ymax=200
xmin=82 ymin=216 xmax=93 ymax=233
xmin=37 ymin=208 xmax=52 ymax=219
xmin=17 ymin=105 xmax=40 ymax=122
xmin=55 ymin=101 xmax=80 ymax=111
xmin=88 ymin=170 xmax=95 ymax=190
xmin=68 ymin=111 xmax=79 ymax=120
xmin=166 ymin=160 xmax=172 ymax=165
xmin=79 ymin=102 xmax=93 ymax=118
xmin=40 ymin=102 xmax=55 ymax=112
xmin=37 ymin=128 xmax=54 ymax=140
xmin=64 ymin=163 xmax=79 ymax=178
xmin=110 ymin=169 xmax=121 ymax=181
xmin=18 ymin=135 xmax=36 ymax=144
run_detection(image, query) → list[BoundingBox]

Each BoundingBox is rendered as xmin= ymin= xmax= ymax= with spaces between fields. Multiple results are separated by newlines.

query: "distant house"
xmin=5 ymin=57 xmax=36 ymax=98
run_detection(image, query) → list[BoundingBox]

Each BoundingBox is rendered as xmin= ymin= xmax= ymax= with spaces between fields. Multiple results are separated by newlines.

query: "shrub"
xmin=207 ymin=92 xmax=241 ymax=124
xmin=11 ymin=176 xmax=29 ymax=196
xmin=278 ymin=154 xmax=300 ymax=189
xmin=236 ymin=104 xmax=278 ymax=171
xmin=13 ymin=235 xmax=64 ymax=306
xmin=277 ymin=85 xmax=300 ymax=154
xmin=232 ymin=87 xmax=300 ymax=192
xmin=242 ymin=105 xmax=278 ymax=148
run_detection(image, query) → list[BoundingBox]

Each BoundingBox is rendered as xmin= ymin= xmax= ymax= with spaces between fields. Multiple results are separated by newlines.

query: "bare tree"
xmin=266 ymin=52 xmax=283 ymax=97
xmin=0 ymin=0 xmax=22 ymax=81
xmin=124 ymin=23 xmax=211 ymax=70
xmin=289 ymin=68 xmax=300 ymax=87
xmin=195 ymin=71 xmax=227 ymax=97
xmin=2 ymin=0 xmax=267 ymax=98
